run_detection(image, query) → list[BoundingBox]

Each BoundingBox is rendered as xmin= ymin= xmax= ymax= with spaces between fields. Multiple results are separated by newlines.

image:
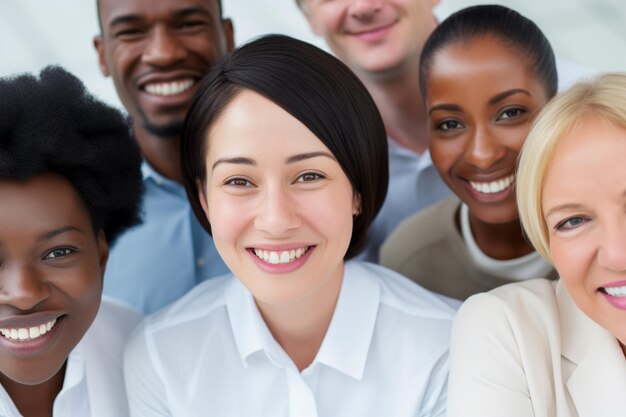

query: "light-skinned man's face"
xmin=94 ymin=0 xmax=234 ymax=139
xmin=301 ymin=0 xmax=439 ymax=78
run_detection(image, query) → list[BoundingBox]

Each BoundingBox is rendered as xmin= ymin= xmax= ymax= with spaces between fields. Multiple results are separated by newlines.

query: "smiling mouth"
xmin=253 ymin=246 xmax=311 ymax=265
xmin=0 ymin=318 xmax=57 ymax=342
xmin=602 ymin=286 xmax=626 ymax=297
xmin=143 ymin=78 xmax=195 ymax=96
xmin=469 ymin=173 xmax=515 ymax=194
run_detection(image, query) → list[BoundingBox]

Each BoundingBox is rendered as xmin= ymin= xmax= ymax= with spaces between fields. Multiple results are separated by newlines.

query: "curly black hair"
xmin=0 ymin=66 xmax=143 ymax=245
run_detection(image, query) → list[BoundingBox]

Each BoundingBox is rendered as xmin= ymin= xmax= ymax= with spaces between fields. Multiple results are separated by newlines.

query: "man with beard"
xmin=94 ymin=0 xmax=234 ymax=313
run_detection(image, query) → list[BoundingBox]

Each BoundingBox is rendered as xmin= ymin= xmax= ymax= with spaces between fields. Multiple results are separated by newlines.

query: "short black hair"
xmin=181 ymin=34 xmax=388 ymax=259
xmin=0 ymin=66 xmax=143 ymax=246
xmin=420 ymin=5 xmax=558 ymax=100
xmin=96 ymin=0 xmax=224 ymax=32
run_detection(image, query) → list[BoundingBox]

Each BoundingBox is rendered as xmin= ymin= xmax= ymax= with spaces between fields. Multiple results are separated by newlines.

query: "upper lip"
xmin=248 ymin=243 xmax=313 ymax=251
xmin=461 ymin=171 xmax=515 ymax=183
xmin=347 ymin=20 xmax=397 ymax=36
xmin=0 ymin=312 xmax=63 ymax=329
xmin=136 ymin=69 xmax=205 ymax=90
xmin=600 ymin=279 xmax=626 ymax=289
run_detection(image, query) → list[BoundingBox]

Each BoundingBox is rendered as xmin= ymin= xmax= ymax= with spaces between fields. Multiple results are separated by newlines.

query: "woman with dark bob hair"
xmin=124 ymin=34 xmax=455 ymax=417
xmin=0 ymin=66 xmax=143 ymax=416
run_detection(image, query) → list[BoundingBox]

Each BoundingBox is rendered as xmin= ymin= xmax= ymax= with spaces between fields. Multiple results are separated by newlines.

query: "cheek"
xmin=430 ymin=140 xmax=460 ymax=174
xmin=207 ymin=197 xmax=250 ymax=251
xmin=549 ymin=237 xmax=591 ymax=290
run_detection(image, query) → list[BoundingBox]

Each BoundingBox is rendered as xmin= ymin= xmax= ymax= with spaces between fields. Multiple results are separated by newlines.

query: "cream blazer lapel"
xmin=558 ymin=282 xmax=626 ymax=417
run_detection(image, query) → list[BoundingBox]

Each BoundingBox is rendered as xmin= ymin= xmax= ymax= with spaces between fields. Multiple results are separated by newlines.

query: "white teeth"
xmin=253 ymin=247 xmax=309 ymax=265
xmin=144 ymin=79 xmax=194 ymax=96
xmin=0 ymin=319 xmax=57 ymax=342
xmin=604 ymin=286 xmax=626 ymax=297
xmin=469 ymin=174 xmax=515 ymax=194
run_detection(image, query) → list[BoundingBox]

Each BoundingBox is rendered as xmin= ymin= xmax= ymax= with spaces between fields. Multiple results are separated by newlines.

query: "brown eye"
xmin=225 ymin=178 xmax=253 ymax=187
xmin=297 ymin=173 xmax=324 ymax=183
xmin=43 ymin=248 xmax=75 ymax=260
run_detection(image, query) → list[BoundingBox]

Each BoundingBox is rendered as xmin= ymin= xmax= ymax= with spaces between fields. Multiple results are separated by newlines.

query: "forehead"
xmin=426 ymin=36 xmax=542 ymax=101
xmin=99 ymin=0 xmax=221 ymax=28
xmin=0 ymin=175 xmax=92 ymax=236
xmin=207 ymin=90 xmax=331 ymax=159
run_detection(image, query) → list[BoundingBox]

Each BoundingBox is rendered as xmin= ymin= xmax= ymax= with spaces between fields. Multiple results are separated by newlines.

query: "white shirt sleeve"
xmin=124 ymin=322 xmax=172 ymax=417
xmin=447 ymin=293 xmax=534 ymax=417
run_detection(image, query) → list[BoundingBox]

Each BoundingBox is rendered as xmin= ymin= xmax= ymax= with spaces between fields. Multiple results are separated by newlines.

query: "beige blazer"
xmin=448 ymin=279 xmax=626 ymax=417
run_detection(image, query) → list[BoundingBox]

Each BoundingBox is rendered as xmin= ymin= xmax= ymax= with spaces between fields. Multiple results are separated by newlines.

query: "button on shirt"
xmin=359 ymin=139 xmax=451 ymax=263
xmin=0 ymin=298 xmax=141 ymax=417
xmin=104 ymin=162 xmax=229 ymax=313
xmin=124 ymin=261 xmax=455 ymax=417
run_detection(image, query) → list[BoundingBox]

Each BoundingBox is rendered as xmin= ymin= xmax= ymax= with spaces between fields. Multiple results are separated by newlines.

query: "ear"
xmin=93 ymin=35 xmax=111 ymax=77
xmin=96 ymin=229 xmax=109 ymax=277
xmin=352 ymin=192 xmax=362 ymax=217
xmin=197 ymin=180 xmax=211 ymax=222
xmin=221 ymin=18 xmax=236 ymax=53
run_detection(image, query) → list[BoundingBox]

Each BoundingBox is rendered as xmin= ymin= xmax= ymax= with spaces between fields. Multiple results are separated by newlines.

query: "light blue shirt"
xmin=359 ymin=139 xmax=451 ymax=263
xmin=104 ymin=162 xmax=229 ymax=313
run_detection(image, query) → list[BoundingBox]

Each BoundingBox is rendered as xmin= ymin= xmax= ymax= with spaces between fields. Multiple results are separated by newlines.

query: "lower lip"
xmin=600 ymin=291 xmax=626 ymax=310
xmin=0 ymin=316 xmax=65 ymax=356
xmin=352 ymin=23 xmax=394 ymax=43
xmin=464 ymin=181 xmax=514 ymax=204
xmin=248 ymin=247 xmax=315 ymax=274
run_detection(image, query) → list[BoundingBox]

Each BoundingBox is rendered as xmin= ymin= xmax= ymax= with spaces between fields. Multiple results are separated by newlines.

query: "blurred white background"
xmin=1 ymin=0 xmax=624 ymax=109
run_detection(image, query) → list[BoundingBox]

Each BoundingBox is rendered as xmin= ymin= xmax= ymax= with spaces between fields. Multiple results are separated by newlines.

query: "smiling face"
xmin=301 ymin=0 xmax=438 ymax=77
xmin=0 ymin=174 xmax=106 ymax=386
xmin=199 ymin=90 xmax=359 ymax=308
xmin=425 ymin=35 xmax=549 ymax=225
xmin=543 ymin=118 xmax=626 ymax=347
xmin=94 ymin=0 xmax=234 ymax=138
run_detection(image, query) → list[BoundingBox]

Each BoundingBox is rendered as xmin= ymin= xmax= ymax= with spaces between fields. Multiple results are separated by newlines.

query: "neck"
xmin=256 ymin=264 xmax=344 ymax=371
xmin=465 ymin=212 xmax=534 ymax=260
xmin=357 ymin=59 xmax=428 ymax=154
xmin=0 ymin=363 xmax=65 ymax=417
xmin=133 ymin=123 xmax=183 ymax=183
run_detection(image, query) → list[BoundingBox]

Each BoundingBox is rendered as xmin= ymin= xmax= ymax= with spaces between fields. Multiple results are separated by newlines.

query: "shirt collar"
xmin=314 ymin=261 xmax=380 ymax=380
xmin=225 ymin=262 xmax=381 ymax=379
xmin=387 ymin=137 xmax=435 ymax=171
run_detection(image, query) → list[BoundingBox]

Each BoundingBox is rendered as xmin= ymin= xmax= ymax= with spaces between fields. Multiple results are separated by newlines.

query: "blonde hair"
xmin=517 ymin=72 xmax=626 ymax=262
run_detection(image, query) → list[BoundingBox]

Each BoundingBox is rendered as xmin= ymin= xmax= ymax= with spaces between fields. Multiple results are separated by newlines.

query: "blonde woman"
xmin=448 ymin=73 xmax=626 ymax=417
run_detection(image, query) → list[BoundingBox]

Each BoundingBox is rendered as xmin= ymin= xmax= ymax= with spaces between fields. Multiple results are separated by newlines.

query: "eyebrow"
xmin=108 ymin=7 xmax=212 ymax=29
xmin=38 ymin=226 xmax=85 ymax=242
xmin=211 ymin=152 xmax=336 ymax=171
xmin=488 ymin=89 xmax=531 ymax=105
xmin=428 ymin=89 xmax=532 ymax=115
xmin=428 ymin=104 xmax=462 ymax=115
xmin=544 ymin=203 xmax=586 ymax=219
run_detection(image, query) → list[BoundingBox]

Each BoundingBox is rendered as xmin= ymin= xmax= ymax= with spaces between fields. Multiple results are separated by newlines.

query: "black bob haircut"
xmin=0 ymin=66 xmax=143 ymax=246
xmin=420 ymin=5 xmax=558 ymax=101
xmin=181 ymin=34 xmax=389 ymax=260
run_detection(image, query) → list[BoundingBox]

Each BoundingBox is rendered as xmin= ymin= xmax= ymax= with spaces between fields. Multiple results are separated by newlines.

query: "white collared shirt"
xmin=125 ymin=262 xmax=455 ymax=417
xmin=0 ymin=298 xmax=141 ymax=417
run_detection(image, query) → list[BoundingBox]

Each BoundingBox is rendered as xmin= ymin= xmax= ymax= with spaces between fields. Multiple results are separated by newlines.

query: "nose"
xmin=141 ymin=25 xmax=187 ymax=67
xmin=597 ymin=220 xmax=626 ymax=273
xmin=348 ymin=0 xmax=383 ymax=19
xmin=0 ymin=264 xmax=51 ymax=311
xmin=464 ymin=126 xmax=506 ymax=170
xmin=254 ymin=186 xmax=301 ymax=236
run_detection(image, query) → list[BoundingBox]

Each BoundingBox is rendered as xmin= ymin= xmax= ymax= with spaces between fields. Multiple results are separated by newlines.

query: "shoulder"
xmin=141 ymin=273 xmax=234 ymax=334
xmin=453 ymin=279 xmax=560 ymax=344
xmin=86 ymin=297 xmax=143 ymax=347
xmin=353 ymin=262 xmax=458 ymax=320
xmin=381 ymin=196 xmax=459 ymax=264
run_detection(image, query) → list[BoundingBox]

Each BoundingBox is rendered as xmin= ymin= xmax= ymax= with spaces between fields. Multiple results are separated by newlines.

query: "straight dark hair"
xmin=420 ymin=5 xmax=558 ymax=100
xmin=181 ymin=34 xmax=388 ymax=259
